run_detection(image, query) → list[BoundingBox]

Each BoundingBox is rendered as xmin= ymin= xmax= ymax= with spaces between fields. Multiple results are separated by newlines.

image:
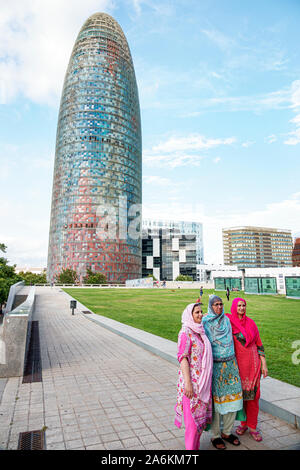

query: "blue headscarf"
xmin=202 ymin=295 xmax=235 ymax=362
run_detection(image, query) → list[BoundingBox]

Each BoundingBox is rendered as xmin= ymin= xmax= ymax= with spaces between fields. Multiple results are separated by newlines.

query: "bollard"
xmin=70 ymin=300 xmax=77 ymax=315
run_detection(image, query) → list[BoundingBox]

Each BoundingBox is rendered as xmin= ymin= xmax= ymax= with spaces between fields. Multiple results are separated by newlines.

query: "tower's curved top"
xmin=65 ymin=12 xmax=135 ymax=78
xmin=78 ymin=12 xmax=132 ymax=57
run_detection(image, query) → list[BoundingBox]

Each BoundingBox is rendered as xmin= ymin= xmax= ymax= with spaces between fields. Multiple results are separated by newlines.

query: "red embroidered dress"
xmin=226 ymin=298 xmax=265 ymax=401
xmin=232 ymin=331 xmax=264 ymax=400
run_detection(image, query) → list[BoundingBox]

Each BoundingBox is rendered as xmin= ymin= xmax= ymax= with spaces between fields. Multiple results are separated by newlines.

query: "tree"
xmin=0 ymin=243 xmax=22 ymax=304
xmin=175 ymin=274 xmax=193 ymax=281
xmin=18 ymin=271 xmax=47 ymax=286
xmin=84 ymin=269 xmax=107 ymax=284
xmin=56 ymin=268 xmax=78 ymax=284
xmin=0 ymin=243 xmax=7 ymax=253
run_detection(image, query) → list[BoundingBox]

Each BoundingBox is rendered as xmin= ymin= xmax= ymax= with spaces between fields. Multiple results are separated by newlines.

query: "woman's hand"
xmin=261 ymin=357 xmax=268 ymax=378
xmin=184 ymin=381 xmax=194 ymax=399
xmin=180 ymin=357 xmax=194 ymax=399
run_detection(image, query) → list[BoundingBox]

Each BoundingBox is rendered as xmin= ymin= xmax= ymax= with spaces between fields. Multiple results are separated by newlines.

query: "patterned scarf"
xmin=202 ymin=295 xmax=235 ymax=361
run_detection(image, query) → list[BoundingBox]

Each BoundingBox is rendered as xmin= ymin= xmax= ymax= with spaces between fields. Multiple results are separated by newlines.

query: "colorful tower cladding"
xmin=47 ymin=13 xmax=142 ymax=283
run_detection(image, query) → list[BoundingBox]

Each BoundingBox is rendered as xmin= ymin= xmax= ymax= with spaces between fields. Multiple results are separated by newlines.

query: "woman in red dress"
xmin=226 ymin=298 xmax=268 ymax=442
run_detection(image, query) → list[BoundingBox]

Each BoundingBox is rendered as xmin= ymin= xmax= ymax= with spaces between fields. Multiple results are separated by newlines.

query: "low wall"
xmin=4 ymin=281 xmax=25 ymax=314
xmin=0 ymin=286 xmax=35 ymax=378
xmin=164 ymin=281 xmax=214 ymax=289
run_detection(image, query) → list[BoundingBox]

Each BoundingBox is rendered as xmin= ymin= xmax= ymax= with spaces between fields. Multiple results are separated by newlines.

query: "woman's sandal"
xmin=221 ymin=433 xmax=240 ymax=446
xmin=211 ymin=438 xmax=226 ymax=450
xmin=249 ymin=430 xmax=263 ymax=442
xmin=236 ymin=425 xmax=248 ymax=436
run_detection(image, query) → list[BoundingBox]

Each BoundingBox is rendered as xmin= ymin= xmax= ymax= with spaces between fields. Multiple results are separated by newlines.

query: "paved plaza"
xmin=0 ymin=287 xmax=299 ymax=451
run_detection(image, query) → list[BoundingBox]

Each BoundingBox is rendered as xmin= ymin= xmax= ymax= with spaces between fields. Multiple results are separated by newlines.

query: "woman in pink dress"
xmin=226 ymin=298 xmax=268 ymax=442
xmin=175 ymin=303 xmax=213 ymax=450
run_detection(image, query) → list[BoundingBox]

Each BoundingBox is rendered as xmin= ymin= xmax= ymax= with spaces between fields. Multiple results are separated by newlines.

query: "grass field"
xmin=64 ymin=288 xmax=300 ymax=388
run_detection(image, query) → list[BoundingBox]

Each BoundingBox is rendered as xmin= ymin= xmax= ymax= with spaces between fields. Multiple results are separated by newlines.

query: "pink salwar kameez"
xmin=174 ymin=304 xmax=213 ymax=450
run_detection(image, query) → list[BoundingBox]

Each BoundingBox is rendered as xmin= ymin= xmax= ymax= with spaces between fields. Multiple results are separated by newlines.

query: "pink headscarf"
xmin=182 ymin=303 xmax=205 ymax=335
xmin=226 ymin=297 xmax=259 ymax=347
xmin=181 ymin=303 xmax=213 ymax=403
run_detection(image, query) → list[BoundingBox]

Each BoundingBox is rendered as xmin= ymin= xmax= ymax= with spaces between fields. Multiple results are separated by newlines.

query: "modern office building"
xmin=222 ymin=226 xmax=293 ymax=269
xmin=142 ymin=225 xmax=197 ymax=281
xmin=47 ymin=13 xmax=142 ymax=283
xmin=292 ymin=237 xmax=300 ymax=267
xmin=142 ymin=219 xmax=203 ymax=264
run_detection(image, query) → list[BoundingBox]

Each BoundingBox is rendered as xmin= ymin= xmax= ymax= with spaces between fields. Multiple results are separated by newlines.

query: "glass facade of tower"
xmin=47 ymin=13 xmax=142 ymax=283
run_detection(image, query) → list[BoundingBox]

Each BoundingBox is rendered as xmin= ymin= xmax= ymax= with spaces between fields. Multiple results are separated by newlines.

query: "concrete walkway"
xmin=69 ymin=292 xmax=300 ymax=431
xmin=0 ymin=286 xmax=299 ymax=451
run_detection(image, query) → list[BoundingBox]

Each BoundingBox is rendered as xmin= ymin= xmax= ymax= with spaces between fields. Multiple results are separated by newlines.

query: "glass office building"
xmin=223 ymin=226 xmax=293 ymax=269
xmin=142 ymin=225 xmax=197 ymax=281
xmin=142 ymin=219 xmax=203 ymax=264
xmin=47 ymin=13 xmax=142 ymax=283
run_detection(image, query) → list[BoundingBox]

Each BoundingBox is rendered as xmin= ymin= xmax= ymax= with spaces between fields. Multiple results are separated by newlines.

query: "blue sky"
xmin=0 ymin=0 xmax=300 ymax=267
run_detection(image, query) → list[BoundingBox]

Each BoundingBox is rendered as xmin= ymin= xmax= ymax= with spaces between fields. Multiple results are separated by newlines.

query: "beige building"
xmin=222 ymin=226 xmax=293 ymax=269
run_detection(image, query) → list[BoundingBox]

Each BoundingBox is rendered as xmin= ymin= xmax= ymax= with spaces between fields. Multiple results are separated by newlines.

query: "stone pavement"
xmin=0 ymin=286 xmax=299 ymax=451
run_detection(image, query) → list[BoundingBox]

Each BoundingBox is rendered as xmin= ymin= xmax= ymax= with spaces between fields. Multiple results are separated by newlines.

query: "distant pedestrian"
xmin=199 ymin=286 xmax=203 ymax=303
xmin=226 ymin=287 xmax=230 ymax=301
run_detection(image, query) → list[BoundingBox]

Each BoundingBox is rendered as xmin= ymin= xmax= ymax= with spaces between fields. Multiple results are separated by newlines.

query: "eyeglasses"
xmin=213 ymin=303 xmax=223 ymax=306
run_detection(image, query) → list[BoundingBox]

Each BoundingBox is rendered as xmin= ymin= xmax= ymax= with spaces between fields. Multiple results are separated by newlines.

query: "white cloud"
xmin=179 ymin=80 xmax=300 ymax=117
xmin=131 ymin=0 xmax=142 ymax=16
xmin=266 ymin=134 xmax=277 ymax=144
xmin=280 ymin=80 xmax=300 ymax=145
xmin=0 ymin=0 xmax=114 ymax=106
xmin=152 ymin=135 xmax=236 ymax=153
xmin=143 ymin=175 xmax=171 ymax=186
xmin=290 ymin=114 xmax=300 ymax=125
xmin=144 ymin=133 xmax=236 ymax=168
xmin=284 ymin=83 xmax=300 ymax=145
xmin=201 ymin=28 xmax=236 ymax=51
xmin=241 ymin=140 xmax=255 ymax=148
xmin=284 ymin=128 xmax=300 ymax=146
xmin=290 ymin=80 xmax=300 ymax=109
xmin=144 ymin=152 xmax=206 ymax=168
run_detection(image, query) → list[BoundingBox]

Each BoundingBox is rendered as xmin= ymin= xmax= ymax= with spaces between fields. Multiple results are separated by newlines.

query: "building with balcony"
xmin=222 ymin=226 xmax=293 ymax=269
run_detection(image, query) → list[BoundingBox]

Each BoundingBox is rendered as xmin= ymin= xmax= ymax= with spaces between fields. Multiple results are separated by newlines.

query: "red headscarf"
xmin=226 ymin=297 xmax=259 ymax=347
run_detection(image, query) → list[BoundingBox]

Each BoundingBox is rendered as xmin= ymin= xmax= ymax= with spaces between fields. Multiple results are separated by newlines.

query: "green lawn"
xmin=64 ymin=288 xmax=300 ymax=388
